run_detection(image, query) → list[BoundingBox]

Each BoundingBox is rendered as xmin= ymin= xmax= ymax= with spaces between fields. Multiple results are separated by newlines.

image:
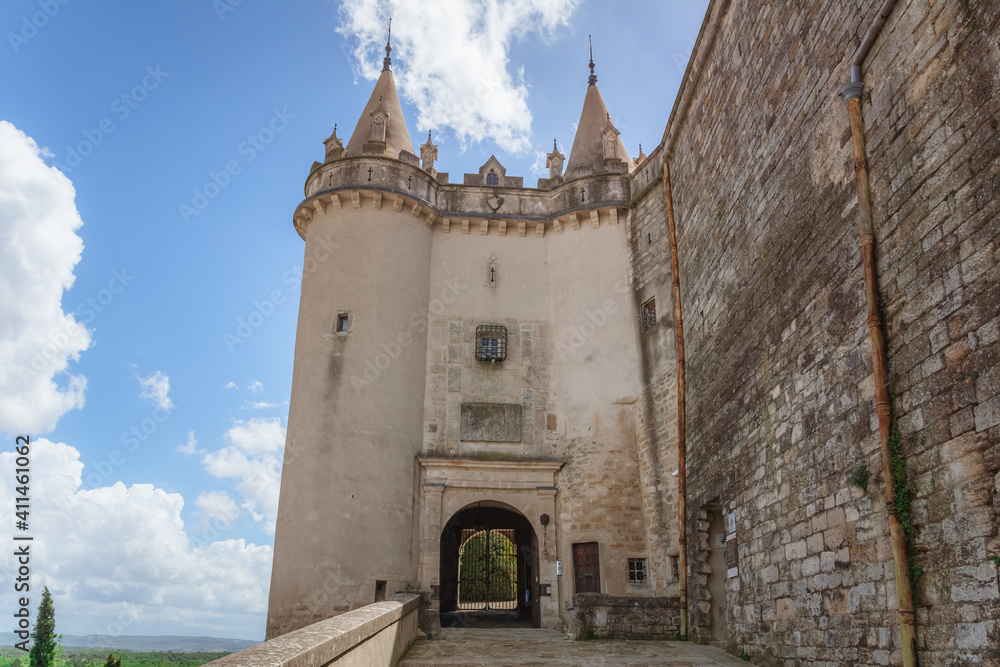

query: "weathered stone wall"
xmin=422 ymin=317 xmax=555 ymax=458
xmin=627 ymin=0 xmax=1000 ymax=664
xmin=626 ymin=143 xmax=682 ymax=596
xmin=864 ymin=2 xmax=1000 ymax=662
xmin=570 ymin=593 xmax=681 ymax=640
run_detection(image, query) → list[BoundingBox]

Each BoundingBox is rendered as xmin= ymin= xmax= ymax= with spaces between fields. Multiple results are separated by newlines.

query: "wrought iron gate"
xmin=457 ymin=528 xmax=518 ymax=610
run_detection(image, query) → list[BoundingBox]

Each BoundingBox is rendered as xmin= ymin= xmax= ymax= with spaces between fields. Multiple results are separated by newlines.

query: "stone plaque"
xmin=460 ymin=403 xmax=522 ymax=442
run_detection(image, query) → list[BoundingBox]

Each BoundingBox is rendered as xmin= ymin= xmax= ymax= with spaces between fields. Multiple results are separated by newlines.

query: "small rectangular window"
xmin=475 ymin=324 xmax=507 ymax=362
xmin=335 ymin=313 xmax=350 ymax=333
xmin=641 ymin=297 xmax=656 ymax=332
xmin=628 ymin=558 xmax=647 ymax=584
xmin=374 ymin=580 xmax=386 ymax=602
xmin=670 ymin=555 xmax=680 ymax=582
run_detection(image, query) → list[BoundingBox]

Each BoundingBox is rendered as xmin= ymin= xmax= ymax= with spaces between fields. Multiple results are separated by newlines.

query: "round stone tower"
xmin=265 ymin=37 xmax=435 ymax=638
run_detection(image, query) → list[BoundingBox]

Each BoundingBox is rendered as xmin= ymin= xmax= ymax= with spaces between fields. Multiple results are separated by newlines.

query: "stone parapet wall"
xmin=211 ymin=593 xmax=420 ymax=667
xmin=569 ymin=593 xmax=681 ymax=640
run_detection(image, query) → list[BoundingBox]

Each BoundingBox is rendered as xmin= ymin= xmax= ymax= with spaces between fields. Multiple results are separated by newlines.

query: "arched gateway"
xmin=439 ymin=502 xmax=539 ymax=626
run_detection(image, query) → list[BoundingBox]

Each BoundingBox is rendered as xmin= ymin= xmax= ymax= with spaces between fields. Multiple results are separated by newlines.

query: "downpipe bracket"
xmin=840 ymin=81 xmax=864 ymax=101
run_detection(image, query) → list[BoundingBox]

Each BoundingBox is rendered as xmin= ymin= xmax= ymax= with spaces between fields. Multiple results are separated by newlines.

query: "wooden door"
xmin=573 ymin=542 xmax=601 ymax=594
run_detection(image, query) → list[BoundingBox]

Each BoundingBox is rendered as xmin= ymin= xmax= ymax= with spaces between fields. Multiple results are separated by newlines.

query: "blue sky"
xmin=0 ymin=0 xmax=708 ymax=642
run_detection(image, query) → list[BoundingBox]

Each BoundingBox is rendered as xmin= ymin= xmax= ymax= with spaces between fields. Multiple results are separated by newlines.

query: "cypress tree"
xmin=28 ymin=586 xmax=61 ymax=667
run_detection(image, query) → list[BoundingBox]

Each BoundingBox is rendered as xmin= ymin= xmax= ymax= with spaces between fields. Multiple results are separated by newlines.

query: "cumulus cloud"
xmin=0 ymin=121 xmax=90 ymax=434
xmin=337 ymin=0 xmax=579 ymax=154
xmin=137 ymin=371 xmax=173 ymax=410
xmin=196 ymin=490 xmax=241 ymax=526
xmin=0 ymin=439 xmax=272 ymax=638
xmin=176 ymin=431 xmax=202 ymax=455
xmin=246 ymin=380 xmax=263 ymax=393
xmin=201 ymin=418 xmax=285 ymax=534
xmin=223 ymin=381 xmax=238 ymax=390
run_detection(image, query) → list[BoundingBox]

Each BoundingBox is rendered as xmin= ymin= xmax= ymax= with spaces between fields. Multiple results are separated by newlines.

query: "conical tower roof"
xmin=563 ymin=44 xmax=633 ymax=181
xmin=344 ymin=35 xmax=415 ymax=159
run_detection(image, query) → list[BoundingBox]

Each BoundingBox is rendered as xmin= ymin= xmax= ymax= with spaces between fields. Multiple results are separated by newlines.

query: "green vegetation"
xmin=0 ymin=649 xmax=230 ymax=667
xmin=849 ymin=461 xmax=870 ymax=491
xmin=887 ymin=410 xmax=922 ymax=585
xmin=29 ymin=588 xmax=61 ymax=667
xmin=991 ymin=556 xmax=1000 ymax=568
xmin=738 ymin=647 xmax=757 ymax=664
xmin=458 ymin=531 xmax=517 ymax=604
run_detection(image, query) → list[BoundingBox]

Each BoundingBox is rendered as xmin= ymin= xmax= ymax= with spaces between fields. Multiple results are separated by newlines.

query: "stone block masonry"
xmin=625 ymin=0 xmax=1000 ymax=664
xmin=570 ymin=593 xmax=681 ymax=640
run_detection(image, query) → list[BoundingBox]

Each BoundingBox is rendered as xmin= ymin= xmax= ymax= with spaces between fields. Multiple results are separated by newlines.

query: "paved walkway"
xmin=399 ymin=629 xmax=748 ymax=666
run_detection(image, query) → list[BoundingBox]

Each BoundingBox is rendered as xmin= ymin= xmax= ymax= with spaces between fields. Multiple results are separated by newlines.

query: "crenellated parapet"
xmin=294 ymin=154 xmax=628 ymax=241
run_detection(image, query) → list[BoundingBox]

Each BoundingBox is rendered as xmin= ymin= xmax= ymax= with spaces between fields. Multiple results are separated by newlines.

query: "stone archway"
xmin=416 ymin=457 xmax=563 ymax=629
xmin=439 ymin=501 xmax=539 ymax=627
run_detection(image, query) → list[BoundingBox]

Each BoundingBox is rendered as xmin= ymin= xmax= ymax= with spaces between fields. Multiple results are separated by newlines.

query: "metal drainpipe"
xmin=839 ymin=2 xmax=917 ymax=666
xmin=662 ymin=158 xmax=688 ymax=639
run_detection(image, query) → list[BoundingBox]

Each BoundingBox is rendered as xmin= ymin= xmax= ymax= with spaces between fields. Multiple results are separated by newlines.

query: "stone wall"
xmin=626 ymin=0 xmax=1000 ymax=664
xmin=626 ymin=142 xmax=682 ymax=595
xmin=569 ymin=593 xmax=680 ymax=640
xmin=213 ymin=594 xmax=420 ymax=667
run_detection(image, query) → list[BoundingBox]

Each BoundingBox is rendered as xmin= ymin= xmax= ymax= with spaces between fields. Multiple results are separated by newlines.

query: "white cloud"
xmin=0 ymin=439 xmax=272 ymax=639
xmin=246 ymin=380 xmax=263 ymax=393
xmin=337 ymin=0 xmax=579 ymax=154
xmin=224 ymin=417 xmax=284 ymax=455
xmin=224 ymin=381 xmax=238 ymax=390
xmin=0 ymin=121 xmax=90 ymax=434
xmin=529 ymin=150 xmax=547 ymax=177
xmin=176 ymin=430 xmax=202 ymax=455
xmin=201 ymin=418 xmax=285 ymax=535
xmin=196 ymin=490 xmax=241 ymax=526
xmin=138 ymin=371 xmax=174 ymax=410
xmin=243 ymin=400 xmax=278 ymax=410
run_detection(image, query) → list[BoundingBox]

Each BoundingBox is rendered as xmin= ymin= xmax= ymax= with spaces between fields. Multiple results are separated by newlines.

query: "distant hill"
xmin=0 ymin=633 xmax=259 ymax=652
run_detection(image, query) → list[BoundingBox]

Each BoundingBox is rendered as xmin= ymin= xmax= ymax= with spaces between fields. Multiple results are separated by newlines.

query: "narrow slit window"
xmin=336 ymin=313 xmax=350 ymax=333
xmin=641 ymin=297 xmax=656 ymax=332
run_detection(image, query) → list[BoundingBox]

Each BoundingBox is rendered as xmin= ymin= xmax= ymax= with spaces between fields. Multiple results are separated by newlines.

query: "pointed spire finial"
xmin=553 ymin=138 xmax=558 ymax=150
xmin=588 ymin=35 xmax=597 ymax=87
xmin=383 ymin=17 xmax=393 ymax=71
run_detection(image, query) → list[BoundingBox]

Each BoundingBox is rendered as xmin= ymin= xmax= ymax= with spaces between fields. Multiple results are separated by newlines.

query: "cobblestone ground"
xmin=399 ymin=629 xmax=748 ymax=666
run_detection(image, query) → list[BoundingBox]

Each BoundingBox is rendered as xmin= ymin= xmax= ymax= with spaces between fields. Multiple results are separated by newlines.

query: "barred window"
xmin=486 ymin=169 xmax=499 ymax=186
xmin=641 ymin=297 xmax=656 ymax=332
xmin=628 ymin=558 xmax=647 ymax=584
xmin=475 ymin=324 xmax=507 ymax=362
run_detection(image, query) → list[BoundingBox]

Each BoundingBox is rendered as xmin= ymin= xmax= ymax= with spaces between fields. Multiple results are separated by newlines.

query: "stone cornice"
xmin=417 ymin=456 xmax=564 ymax=473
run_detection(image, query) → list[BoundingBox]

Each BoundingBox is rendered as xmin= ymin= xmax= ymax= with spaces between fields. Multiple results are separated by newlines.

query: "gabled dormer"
xmin=479 ymin=155 xmax=506 ymax=187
